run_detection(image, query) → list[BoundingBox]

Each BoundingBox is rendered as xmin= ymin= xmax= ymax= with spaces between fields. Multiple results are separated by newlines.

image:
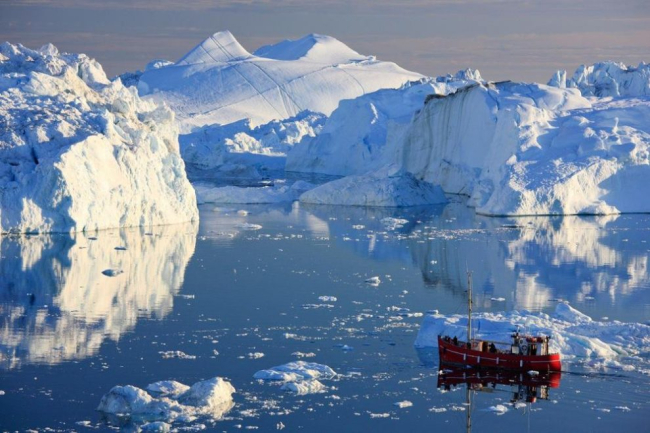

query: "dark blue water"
xmin=1 ymin=200 xmax=649 ymax=431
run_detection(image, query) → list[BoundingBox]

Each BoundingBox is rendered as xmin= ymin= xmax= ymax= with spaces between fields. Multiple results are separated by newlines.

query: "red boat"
xmin=438 ymin=272 xmax=561 ymax=372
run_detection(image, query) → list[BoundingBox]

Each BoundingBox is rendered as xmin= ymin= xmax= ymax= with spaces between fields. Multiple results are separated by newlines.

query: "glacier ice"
xmin=0 ymin=43 xmax=197 ymax=233
xmin=549 ymin=61 xmax=650 ymax=98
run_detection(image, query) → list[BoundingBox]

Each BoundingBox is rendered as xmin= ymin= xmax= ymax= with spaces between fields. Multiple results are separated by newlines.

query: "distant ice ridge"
xmin=195 ymin=180 xmax=314 ymax=204
xmin=415 ymin=303 xmax=650 ymax=369
xmin=549 ymin=61 xmax=650 ymax=97
xmin=287 ymin=71 xmax=482 ymax=177
xmin=402 ymin=81 xmax=650 ymax=215
xmin=97 ymin=377 xmax=235 ymax=425
xmin=0 ymin=43 xmax=197 ymax=233
xmin=180 ymin=111 xmax=325 ymax=174
xmin=137 ymin=31 xmax=422 ymax=130
xmin=299 ymin=168 xmax=447 ymax=207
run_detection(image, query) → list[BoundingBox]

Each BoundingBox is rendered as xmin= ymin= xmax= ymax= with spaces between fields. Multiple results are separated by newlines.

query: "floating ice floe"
xmin=394 ymin=400 xmax=413 ymax=409
xmin=280 ymin=379 xmax=327 ymax=395
xmin=97 ymin=377 xmax=235 ymax=425
xmin=0 ymin=43 xmax=197 ymax=233
xmin=254 ymin=361 xmax=337 ymax=382
xmin=487 ymin=404 xmax=509 ymax=415
xmin=415 ymin=303 xmax=650 ymax=370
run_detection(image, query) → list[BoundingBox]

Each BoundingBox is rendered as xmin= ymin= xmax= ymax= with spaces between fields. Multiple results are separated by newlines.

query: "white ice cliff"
xmin=402 ymin=81 xmax=650 ymax=215
xmin=0 ymin=43 xmax=197 ymax=233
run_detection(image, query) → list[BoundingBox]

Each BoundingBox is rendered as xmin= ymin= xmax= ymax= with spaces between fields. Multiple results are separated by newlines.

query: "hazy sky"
xmin=1 ymin=0 xmax=649 ymax=82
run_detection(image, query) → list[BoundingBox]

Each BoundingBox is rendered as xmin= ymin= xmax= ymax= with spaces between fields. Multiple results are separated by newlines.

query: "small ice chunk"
xmin=527 ymin=370 xmax=539 ymax=377
xmin=318 ymin=296 xmax=337 ymax=302
xmin=490 ymin=297 xmax=506 ymax=302
xmin=237 ymin=223 xmax=263 ymax=230
xmin=248 ymin=352 xmax=265 ymax=359
xmin=394 ymin=400 xmax=413 ymax=409
xmin=341 ymin=345 xmax=354 ymax=351
xmin=280 ymin=380 xmax=326 ymax=395
xmin=365 ymin=276 xmax=381 ymax=286
xmin=237 ymin=210 xmax=249 ymax=216
xmin=488 ymin=404 xmax=509 ymax=414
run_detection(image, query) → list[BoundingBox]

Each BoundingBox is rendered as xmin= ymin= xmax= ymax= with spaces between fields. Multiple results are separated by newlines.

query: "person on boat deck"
xmin=489 ymin=343 xmax=497 ymax=353
xmin=452 ymin=336 xmax=458 ymax=346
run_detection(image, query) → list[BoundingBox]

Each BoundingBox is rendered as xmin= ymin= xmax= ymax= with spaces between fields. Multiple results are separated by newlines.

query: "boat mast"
xmin=467 ymin=270 xmax=472 ymax=344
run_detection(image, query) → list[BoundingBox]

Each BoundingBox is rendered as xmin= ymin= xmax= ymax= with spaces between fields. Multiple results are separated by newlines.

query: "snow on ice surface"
xmin=299 ymin=169 xmax=447 ymax=207
xmin=97 ymin=377 xmax=235 ymax=424
xmin=195 ymin=180 xmax=314 ymax=204
xmin=549 ymin=61 xmax=650 ymax=97
xmin=286 ymin=72 xmax=482 ymax=177
xmin=0 ymin=43 xmax=197 ymax=233
xmin=137 ymin=31 xmax=422 ymax=130
xmin=414 ymin=303 xmax=650 ymax=369
xmin=401 ymin=81 xmax=650 ymax=215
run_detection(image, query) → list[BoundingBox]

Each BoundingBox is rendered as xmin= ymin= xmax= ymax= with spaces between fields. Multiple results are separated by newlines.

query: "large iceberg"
xmin=0 ymin=43 xmax=197 ymax=233
xmin=549 ymin=61 xmax=650 ymax=97
xmin=137 ymin=31 xmax=422 ymax=130
xmin=286 ymin=71 xmax=482 ymax=176
xmin=402 ymin=81 xmax=650 ymax=215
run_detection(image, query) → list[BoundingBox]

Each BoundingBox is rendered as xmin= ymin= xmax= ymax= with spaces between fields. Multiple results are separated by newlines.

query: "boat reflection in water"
xmin=437 ymin=365 xmax=561 ymax=432
xmin=437 ymin=366 xmax=561 ymax=403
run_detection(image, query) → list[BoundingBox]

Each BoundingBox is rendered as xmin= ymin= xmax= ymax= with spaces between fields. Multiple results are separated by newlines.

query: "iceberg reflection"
xmin=0 ymin=224 xmax=198 ymax=369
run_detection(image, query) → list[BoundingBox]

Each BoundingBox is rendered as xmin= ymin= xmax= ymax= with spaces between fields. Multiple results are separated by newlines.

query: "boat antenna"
xmin=467 ymin=269 xmax=473 ymax=344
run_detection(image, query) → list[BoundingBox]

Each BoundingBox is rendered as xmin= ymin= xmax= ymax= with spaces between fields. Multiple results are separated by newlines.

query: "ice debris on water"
xmin=365 ymin=276 xmax=381 ymax=286
xmin=97 ymin=377 xmax=235 ymax=425
xmin=280 ymin=380 xmax=327 ymax=395
xmin=254 ymin=361 xmax=337 ymax=382
xmin=394 ymin=400 xmax=413 ymax=409
xmin=159 ymin=351 xmax=197 ymax=360
xmin=488 ymin=405 xmax=509 ymax=415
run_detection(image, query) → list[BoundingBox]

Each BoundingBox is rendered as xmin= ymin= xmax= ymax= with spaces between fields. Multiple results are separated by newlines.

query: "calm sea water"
xmin=1 ymin=199 xmax=649 ymax=432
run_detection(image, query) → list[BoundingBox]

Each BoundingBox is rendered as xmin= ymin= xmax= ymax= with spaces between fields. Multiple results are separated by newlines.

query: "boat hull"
xmin=437 ymin=336 xmax=561 ymax=372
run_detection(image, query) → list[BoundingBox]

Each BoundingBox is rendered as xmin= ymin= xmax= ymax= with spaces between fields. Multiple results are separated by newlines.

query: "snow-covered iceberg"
xmin=549 ymin=61 xmax=650 ymax=97
xmin=299 ymin=170 xmax=447 ymax=207
xmin=137 ymin=31 xmax=422 ymax=130
xmin=402 ymin=81 xmax=650 ymax=215
xmin=97 ymin=377 xmax=235 ymax=424
xmin=415 ymin=303 xmax=650 ymax=369
xmin=0 ymin=43 xmax=197 ymax=234
xmin=286 ymin=71 xmax=482 ymax=176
